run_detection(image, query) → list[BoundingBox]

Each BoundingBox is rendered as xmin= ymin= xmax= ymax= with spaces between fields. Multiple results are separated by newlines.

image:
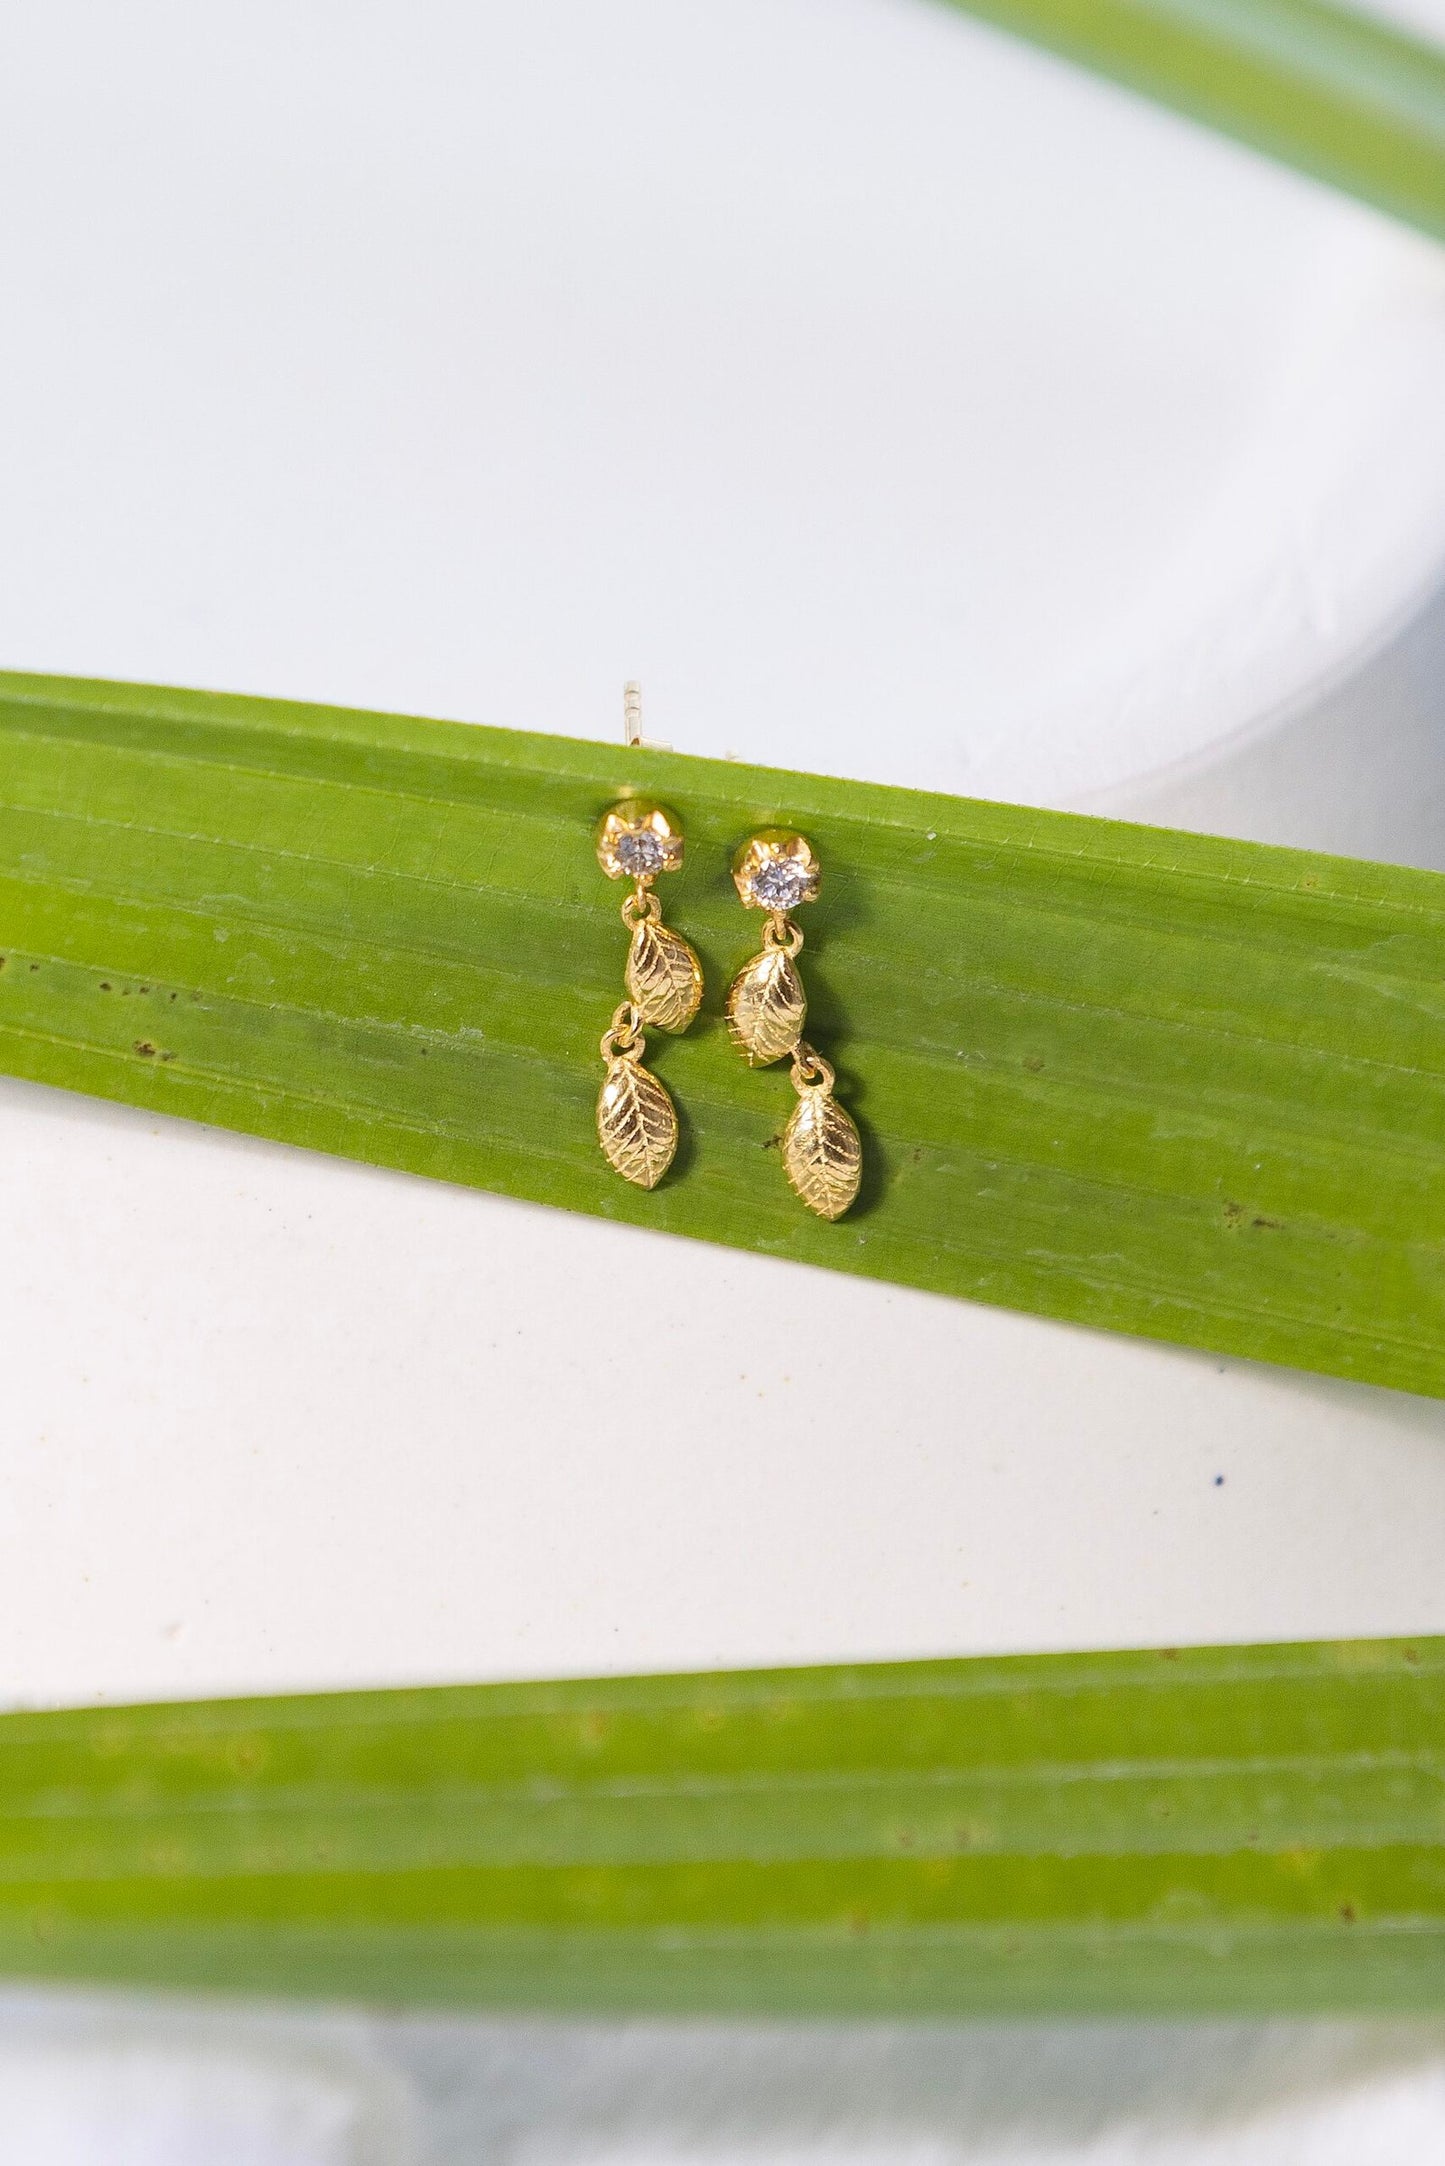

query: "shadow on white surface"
xmin=2 ymin=1994 xmax=1444 ymax=2165
xmin=1105 ymin=582 xmax=1445 ymax=870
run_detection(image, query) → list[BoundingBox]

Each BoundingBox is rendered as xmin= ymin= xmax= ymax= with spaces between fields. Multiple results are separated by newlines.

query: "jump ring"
xmin=762 ymin=913 xmax=803 ymax=956
xmin=621 ymin=887 xmax=663 ymax=929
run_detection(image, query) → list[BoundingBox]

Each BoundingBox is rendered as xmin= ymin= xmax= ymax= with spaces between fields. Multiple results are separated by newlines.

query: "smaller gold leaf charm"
xmin=727 ymin=949 xmax=806 ymax=1066
xmin=597 ymin=1055 xmax=678 ymax=1189
xmin=783 ymin=1088 xmax=862 ymax=1220
xmin=627 ymin=919 xmax=704 ymax=1032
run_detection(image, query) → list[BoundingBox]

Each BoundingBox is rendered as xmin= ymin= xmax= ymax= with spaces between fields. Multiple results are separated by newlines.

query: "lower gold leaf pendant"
xmin=783 ymin=1045 xmax=862 ymax=1220
xmin=597 ymin=1004 xmax=678 ymax=1189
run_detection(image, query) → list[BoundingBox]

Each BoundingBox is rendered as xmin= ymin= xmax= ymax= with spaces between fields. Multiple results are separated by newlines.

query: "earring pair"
xmin=593 ymin=803 xmax=862 ymax=1220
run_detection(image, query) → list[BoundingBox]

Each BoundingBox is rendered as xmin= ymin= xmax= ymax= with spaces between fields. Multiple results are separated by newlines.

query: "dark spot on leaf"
xmin=160 ymin=1050 xmax=176 ymax=1062
xmin=1252 ymin=1215 xmax=1282 ymax=1231
xmin=1403 ymin=1646 xmax=1420 ymax=1665
xmin=1339 ymin=1903 xmax=1356 ymax=1923
xmin=1301 ymin=876 xmax=1319 ymax=891
xmin=1222 ymin=1199 xmax=1244 ymax=1228
xmin=134 ymin=1041 xmax=158 ymax=1058
xmin=28 ymin=962 xmax=38 ymax=972
xmin=912 ymin=1146 xmax=923 ymax=1164
xmin=1023 ymin=1053 xmax=1044 ymax=1073
xmin=763 ymin=1132 xmax=782 ymax=1151
xmin=99 ymin=982 xmax=111 ymax=993
xmin=168 ymin=991 xmax=178 ymax=1001
xmin=1159 ymin=1648 xmax=1179 ymax=1661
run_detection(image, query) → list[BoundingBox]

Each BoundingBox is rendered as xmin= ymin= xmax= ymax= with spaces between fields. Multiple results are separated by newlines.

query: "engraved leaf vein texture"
xmin=784 ymin=1089 xmax=864 ymax=1221
xmin=627 ymin=918 xmax=704 ymax=1033
xmin=728 ymin=947 xmax=808 ymax=1066
xmin=597 ymin=1057 xmax=678 ymax=1190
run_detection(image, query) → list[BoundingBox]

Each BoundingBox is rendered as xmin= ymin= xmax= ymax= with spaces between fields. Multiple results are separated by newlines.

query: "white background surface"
xmin=6 ymin=1084 xmax=1445 ymax=1706
xmin=1 ymin=0 xmax=1444 ymax=808
xmin=2 ymin=2 xmax=1445 ymax=2159
xmin=3 ymin=1996 xmax=1445 ymax=2166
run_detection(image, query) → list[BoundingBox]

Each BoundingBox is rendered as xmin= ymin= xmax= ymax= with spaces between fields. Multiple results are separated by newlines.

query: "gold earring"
xmin=593 ymin=799 xmax=703 ymax=1189
xmin=728 ymin=830 xmax=862 ymax=1220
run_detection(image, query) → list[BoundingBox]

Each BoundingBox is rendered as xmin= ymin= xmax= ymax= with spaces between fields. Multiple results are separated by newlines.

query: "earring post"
xmin=623 ymin=681 xmax=642 ymax=748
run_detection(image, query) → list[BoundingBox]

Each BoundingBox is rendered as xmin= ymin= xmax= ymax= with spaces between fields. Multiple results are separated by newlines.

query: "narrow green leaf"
xmin=2 ymin=672 xmax=1445 ymax=1394
xmin=935 ymin=0 xmax=1445 ymax=240
xmin=0 ymin=1638 xmax=1439 ymax=2012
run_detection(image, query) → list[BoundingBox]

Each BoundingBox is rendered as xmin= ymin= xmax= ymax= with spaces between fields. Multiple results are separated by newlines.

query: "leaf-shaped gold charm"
xmin=626 ymin=919 xmax=703 ymax=1032
xmin=597 ymin=1056 xmax=678 ymax=1189
xmin=783 ymin=1089 xmax=862 ymax=1220
xmin=727 ymin=949 xmax=806 ymax=1066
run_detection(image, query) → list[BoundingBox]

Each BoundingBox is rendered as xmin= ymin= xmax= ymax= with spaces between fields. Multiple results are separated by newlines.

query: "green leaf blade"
xmin=3 ymin=671 xmax=1445 ymax=1392
xmin=0 ymin=1638 xmax=1440 ymax=2013
xmin=936 ymin=0 xmax=1445 ymax=241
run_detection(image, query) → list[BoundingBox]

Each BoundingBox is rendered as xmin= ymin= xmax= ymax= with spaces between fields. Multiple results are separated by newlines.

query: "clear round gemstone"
xmin=614 ymin=828 xmax=667 ymax=876
xmin=752 ymin=858 xmax=812 ymax=910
